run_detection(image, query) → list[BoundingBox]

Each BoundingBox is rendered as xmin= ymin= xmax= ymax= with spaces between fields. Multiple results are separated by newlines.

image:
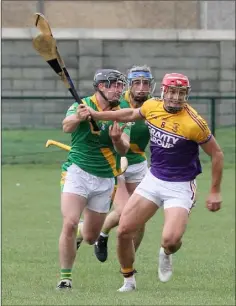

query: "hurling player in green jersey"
xmin=94 ymin=65 xmax=155 ymax=263
xmin=57 ymin=69 xmax=131 ymax=290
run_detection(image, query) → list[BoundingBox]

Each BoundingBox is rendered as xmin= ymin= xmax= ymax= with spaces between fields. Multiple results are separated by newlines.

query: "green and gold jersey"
xmin=62 ymin=95 xmax=130 ymax=178
xmin=120 ymin=91 xmax=150 ymax=165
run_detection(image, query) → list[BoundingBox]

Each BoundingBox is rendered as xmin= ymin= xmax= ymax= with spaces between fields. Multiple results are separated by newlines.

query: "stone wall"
xmin=2 ymin=38 xmax=235 ymax=129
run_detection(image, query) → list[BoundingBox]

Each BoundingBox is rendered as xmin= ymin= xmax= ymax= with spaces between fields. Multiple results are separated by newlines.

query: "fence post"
xmin=211 ymin=98 xmax=216 ymax=136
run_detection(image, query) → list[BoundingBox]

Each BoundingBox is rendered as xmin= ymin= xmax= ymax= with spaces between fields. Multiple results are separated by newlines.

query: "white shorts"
xmin=135 ymin=169 xmax=197 ymax=212
xmin=62 ymin=164 xmax=115 ymax=213
xmin=119 ymin=160 xmax=148 ymax=184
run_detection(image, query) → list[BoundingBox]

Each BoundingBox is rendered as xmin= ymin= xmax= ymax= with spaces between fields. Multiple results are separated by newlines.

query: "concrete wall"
xmin=1 ymin=1 xmax=201 ymax=29
xmin=2 ymin=0 xmax=235 ymax=29
xmin=205 ymin=1 xmax=235 ymax=30
xmin=2 ymin=37 xmax=235 ymax=129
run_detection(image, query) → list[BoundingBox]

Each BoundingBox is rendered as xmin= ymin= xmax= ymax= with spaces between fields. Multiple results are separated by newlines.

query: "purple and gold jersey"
xmin=140 ymin=99 xmax=212 ymax=182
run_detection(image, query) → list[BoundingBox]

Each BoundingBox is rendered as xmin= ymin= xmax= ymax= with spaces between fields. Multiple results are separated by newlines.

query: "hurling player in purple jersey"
xmin=86 ymin=72 xmax=224 ymax=292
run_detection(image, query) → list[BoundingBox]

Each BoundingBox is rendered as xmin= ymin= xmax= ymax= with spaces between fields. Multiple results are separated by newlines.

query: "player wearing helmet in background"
xmin=57 ymin=69 xmax=131 ymax=290
xmin=86 ymin=72 xmax=224 ymax=292
xmin=94 ymin=65 xmax=154 ymax=263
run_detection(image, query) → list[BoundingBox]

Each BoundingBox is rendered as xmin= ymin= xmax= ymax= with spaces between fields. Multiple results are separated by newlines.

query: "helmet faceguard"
xmin=93 ymin=69 xmax=127 ymax=108
xmin=161 ymin=73 xmax=191 ymax=114
xmin=127 ymin=68 xmax=155 ymax=105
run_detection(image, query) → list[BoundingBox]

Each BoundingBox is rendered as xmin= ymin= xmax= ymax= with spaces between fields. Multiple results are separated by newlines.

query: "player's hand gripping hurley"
xmin=32 ymin=13 xmax=99 ymax=133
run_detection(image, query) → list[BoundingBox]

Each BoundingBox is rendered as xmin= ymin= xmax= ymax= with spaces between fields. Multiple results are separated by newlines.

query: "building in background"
xmin=2 ymin=0 xmax=235 ymax=129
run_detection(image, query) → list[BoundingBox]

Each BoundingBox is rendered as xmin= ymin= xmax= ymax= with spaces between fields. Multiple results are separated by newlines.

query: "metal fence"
xmin=2 ymin=95 xmax=236 ymax=135
xmin=2 ymin=95 xmax=235 ymax=165
xmin=188 ymin=96 xmax=235 ymax=136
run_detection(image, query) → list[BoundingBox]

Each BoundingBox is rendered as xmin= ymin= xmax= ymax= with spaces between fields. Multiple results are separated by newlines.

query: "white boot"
xmin=117 ymin=276 xmax=136 ymax=292
xmin=158 ymin=247 xmax=173 ymax=282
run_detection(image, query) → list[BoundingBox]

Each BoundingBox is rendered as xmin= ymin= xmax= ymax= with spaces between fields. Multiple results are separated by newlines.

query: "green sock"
xmin=60 ymin=269 xmax=72 ymax=280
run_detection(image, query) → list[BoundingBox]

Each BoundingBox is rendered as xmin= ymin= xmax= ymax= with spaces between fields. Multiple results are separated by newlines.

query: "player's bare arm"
xmin=62 ymin=104 xmax=90 ymax=133
xmin=201 ymin=136 xmax=224 ymax=211
xmin=88 ymin=107 xmax=143 ymax=123
xmin=109 ymin=121 xmax=130 ymax=156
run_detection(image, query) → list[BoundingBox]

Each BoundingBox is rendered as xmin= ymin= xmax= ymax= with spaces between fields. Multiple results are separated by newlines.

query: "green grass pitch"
xmin=2 ymin=128 xmax=235 ymax=305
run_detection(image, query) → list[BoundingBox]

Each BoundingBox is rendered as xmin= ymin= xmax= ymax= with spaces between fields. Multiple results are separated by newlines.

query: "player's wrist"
xmin=210 ymin=186 xmax=221 ymax=193
xmin=112 ymin=137 xmax=122 ymax=144
xmin=75 ymin=113 xmax=82 ymax=122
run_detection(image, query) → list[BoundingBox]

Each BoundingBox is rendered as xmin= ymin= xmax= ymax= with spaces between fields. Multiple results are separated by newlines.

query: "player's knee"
xmin=83 ymin=233 xmax=97 ymax=245
xmin=62 ymin=218 xmax=78 ymax=236
xmin=162 ymin=235 xmax=181 ymax=249
xmin=114 ymin=203 xmax=125 ymax=216
xmin=139 ymin=224 xmax=145 ymax=233
xmin=117 ymin=223 xmax=133 ymax=240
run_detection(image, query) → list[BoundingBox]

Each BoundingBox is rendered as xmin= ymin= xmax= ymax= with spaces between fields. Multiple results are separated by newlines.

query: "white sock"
xmin=100 ymin=232 xmax=109 ymax=238
xmin=160 ymin=247 xmax=165 ymax=254
xmin=160 ymin=247 xmax=169 ymax=255
xmin=124 ymin=275 xmax=135 ymax=283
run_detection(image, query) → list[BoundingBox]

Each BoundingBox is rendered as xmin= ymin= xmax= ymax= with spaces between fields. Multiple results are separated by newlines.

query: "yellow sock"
xmin=121 ymin=267 xmax=134 ymax=278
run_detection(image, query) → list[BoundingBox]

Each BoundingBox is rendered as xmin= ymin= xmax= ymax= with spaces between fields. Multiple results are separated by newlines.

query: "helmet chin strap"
xmin=162 ymin=89 xmax=186 ymax=114
xmin=164 ymin=105 xmax=182 ymax=114
xmin=163 ymin=100 xmax=184 ymax=114
xmin=98 ymin=89 xmax=119 ymax=108
xmin=129 ymin=90 xmax=148 ymax=106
